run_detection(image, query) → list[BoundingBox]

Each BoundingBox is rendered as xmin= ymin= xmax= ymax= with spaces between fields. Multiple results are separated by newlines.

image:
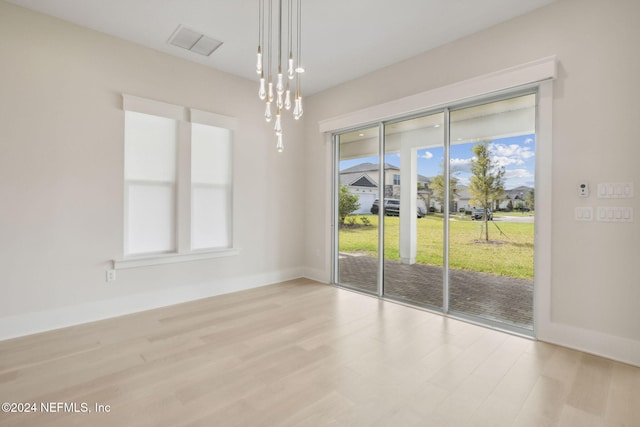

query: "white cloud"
xmin=492 ymin=155 xmax=523 ymax=168
xmin=503 ymin=169 xmax=535 ymax=188
xmin=487 ymin=143 xmax=535 ymax=183
xmin=450 ymin=157 xmax=473 ymax=166
xmin=524 ymin=138 xmax=534 ymax=144
xmin=504 ymin=168 xmax=533 ymax=180
xmin=490 ymin=143 xmax=535 ymax=161
xmin=420 ymin=151 xmax=433 ymax=159
xmin=450 ymin=157 xmax=474 ymax=173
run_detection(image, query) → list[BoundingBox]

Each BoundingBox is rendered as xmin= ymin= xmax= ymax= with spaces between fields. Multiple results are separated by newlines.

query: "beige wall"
xmin=303 ymin=0 xmax=640 ymax=363
xmin=0 ymin=1 xmax=305 ymax=337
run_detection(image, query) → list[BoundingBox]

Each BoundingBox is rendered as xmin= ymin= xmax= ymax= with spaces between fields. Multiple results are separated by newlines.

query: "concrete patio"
xmin=338 ymin=253 xmax=533 ymax=329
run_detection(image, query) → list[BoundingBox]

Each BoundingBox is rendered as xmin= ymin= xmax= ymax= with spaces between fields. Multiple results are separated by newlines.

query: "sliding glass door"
xmin=383 ymin=113 xmax=444 ymax=309
xmin=333 ymin=92 xmax=536 ymax=334
xmin=448 ymin=94 xmax=536 ymax=329
xmin=335 ymin=127 xmax=380 ymax=295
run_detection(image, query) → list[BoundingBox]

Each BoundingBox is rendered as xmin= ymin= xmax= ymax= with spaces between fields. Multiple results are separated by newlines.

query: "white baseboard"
xmin=0 ymin=267 xmax=305 ymax=341
xmin=302 ymin=267 xmax=330 ymax=284
xmin=538 ymin=321 xmax=640 ymax=367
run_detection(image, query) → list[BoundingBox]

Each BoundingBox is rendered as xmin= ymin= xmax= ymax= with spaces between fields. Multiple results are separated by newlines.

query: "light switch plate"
xmin=597 ymin=182 xmax=634 ymax=198
xmin=596 ymin=207 xmax=633 ymax=222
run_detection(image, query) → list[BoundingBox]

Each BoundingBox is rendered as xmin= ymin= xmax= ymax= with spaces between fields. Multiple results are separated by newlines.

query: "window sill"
xmin=113 ymin=248 xmax=240 ymax=270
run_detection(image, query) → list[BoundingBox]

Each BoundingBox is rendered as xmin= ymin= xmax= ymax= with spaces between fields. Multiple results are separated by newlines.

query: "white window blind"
xmin=191 ymin=123 xmax=232 ymax=250
xmin=124 ymin=111 xmax=177 ymax=255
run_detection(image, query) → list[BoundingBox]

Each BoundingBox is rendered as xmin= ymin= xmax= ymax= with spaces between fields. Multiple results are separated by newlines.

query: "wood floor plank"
xmin=604 ymin=361 xmax=640 ymax=426
xmin=1 ymin=279 xmax=638 ymax=426
xmin=512 ymin=374 xmax=569 ymax=426
xmin=557 ymin=405 xmax=603 ymax=427
xmin=566 ymin=353 xmax=613 ymax=416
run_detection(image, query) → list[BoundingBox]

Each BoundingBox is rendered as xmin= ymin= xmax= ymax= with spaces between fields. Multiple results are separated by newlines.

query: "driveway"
xmin=494 ymin=215 xmax=534 ymax=223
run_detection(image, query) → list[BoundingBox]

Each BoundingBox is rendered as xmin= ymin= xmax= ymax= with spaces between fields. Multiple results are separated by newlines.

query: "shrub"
xmin=339 ymin=186 xmax=360 ymax=227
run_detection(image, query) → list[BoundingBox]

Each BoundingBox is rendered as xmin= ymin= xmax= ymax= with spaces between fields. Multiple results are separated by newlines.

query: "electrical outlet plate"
xmin=575 ymin=207 xmax=593 ymax=221
xmin=106 ymin=269 xmax=116 ymax=282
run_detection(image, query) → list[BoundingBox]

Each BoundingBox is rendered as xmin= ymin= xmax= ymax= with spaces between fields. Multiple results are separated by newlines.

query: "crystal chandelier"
xmin=257 ymin=0 xmax=304 ymax=152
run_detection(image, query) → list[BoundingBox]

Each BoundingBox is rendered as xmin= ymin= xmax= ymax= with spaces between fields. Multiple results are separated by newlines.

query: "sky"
xmin=340 ymin=133 xmax=535 ymax=190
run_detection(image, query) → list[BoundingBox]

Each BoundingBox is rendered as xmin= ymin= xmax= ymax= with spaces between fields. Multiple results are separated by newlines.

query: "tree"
xmin=429 ymin=164 xmax=459 ymax=213
xmin=469 ymin=141 xmax=505 ymax=241
xmin=506 ymin=198 xmax=514 ymax=212
xmin=416 ymin=182 xmax=430 ymax=215
xmin=338 ymin=185 xmax=360 ymax=227
xmin=525 ymin=188 xmax=535 ymax=212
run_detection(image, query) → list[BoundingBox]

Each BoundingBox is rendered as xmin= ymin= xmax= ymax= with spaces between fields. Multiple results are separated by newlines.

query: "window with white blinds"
xmin=191 ymin=123 xmax=232 ymax=250
xmin=121 ymin=94 xmax=236 ymax=264
xmin=124 ymin=111 xmax=178 ymax=255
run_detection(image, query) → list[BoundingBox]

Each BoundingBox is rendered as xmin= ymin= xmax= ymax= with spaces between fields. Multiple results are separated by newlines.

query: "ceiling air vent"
xmin=167 ymin=25 xmax=223 ymax=56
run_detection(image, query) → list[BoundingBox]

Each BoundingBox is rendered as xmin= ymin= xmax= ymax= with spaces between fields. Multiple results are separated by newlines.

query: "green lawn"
xmin=339 ymin=214 xmax=534 ymax=280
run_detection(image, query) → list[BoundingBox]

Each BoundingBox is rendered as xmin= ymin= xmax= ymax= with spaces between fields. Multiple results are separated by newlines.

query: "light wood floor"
xmin=1 ymin=279 xmax=638 ymax=426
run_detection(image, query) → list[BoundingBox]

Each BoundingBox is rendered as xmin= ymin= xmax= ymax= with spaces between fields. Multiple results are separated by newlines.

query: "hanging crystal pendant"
xmin=256 ymin=46 xmax=262 ymax=74
xmin=258 ymin=71 xmax=266 ymax=100
xmin=287 ymin=53 xmax=295 ymax=80
xmin=274 ymin=106 xmax=282 ymax=133
xmin=276 ymin=70 xmax=284 ymax=95
xmin=293 ymin=95 xmax=300 ymax=119
xmin=293 ymin=93 xmax=303 ymax=120
xmin=284 ymin=83 xmax=291 ymax=110
xmin=265 ymin=101 xmax=272 ymax=122
xmin=276 ymin=132 xmax=284 ymax=152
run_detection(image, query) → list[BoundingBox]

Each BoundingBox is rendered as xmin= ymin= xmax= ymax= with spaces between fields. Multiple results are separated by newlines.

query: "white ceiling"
xmin=6 ymin=0 xmax=557 ymax=94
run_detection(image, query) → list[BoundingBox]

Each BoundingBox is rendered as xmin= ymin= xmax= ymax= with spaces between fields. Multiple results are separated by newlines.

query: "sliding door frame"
xmin=333 ymin=125 xmax=384 ymax=297
xmin=377 ymin=124 xmax=385 ymax=297
xmin=443 ymin=89 xmax=538 ymax=336
xmin=333 ymin=87 xmax=540 ymax=337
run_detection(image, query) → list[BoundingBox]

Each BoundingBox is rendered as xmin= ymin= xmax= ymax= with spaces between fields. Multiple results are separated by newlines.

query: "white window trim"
xmin=117 ymin=94 xmax=239 ymax=270
xmin=318 ymin=55 xmax=557 ymax=133
xmin=114 ymin=248 xmax=241 ymax=270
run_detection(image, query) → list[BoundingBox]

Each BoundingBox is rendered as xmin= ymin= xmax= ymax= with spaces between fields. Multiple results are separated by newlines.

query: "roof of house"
xmin=339 ymin=174 xmax=378 ymax=187
xmin=340 ymin=162 xmax=399 ymax=173
xmin=340 ymin=162 xmax=430 ymax=183
xmin=504 ymin=186 xmax=533 ymax=199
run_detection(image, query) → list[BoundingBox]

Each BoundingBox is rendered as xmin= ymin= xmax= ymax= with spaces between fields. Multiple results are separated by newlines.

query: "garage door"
xmin=355 ymin=193 xmax=376 ymax=214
